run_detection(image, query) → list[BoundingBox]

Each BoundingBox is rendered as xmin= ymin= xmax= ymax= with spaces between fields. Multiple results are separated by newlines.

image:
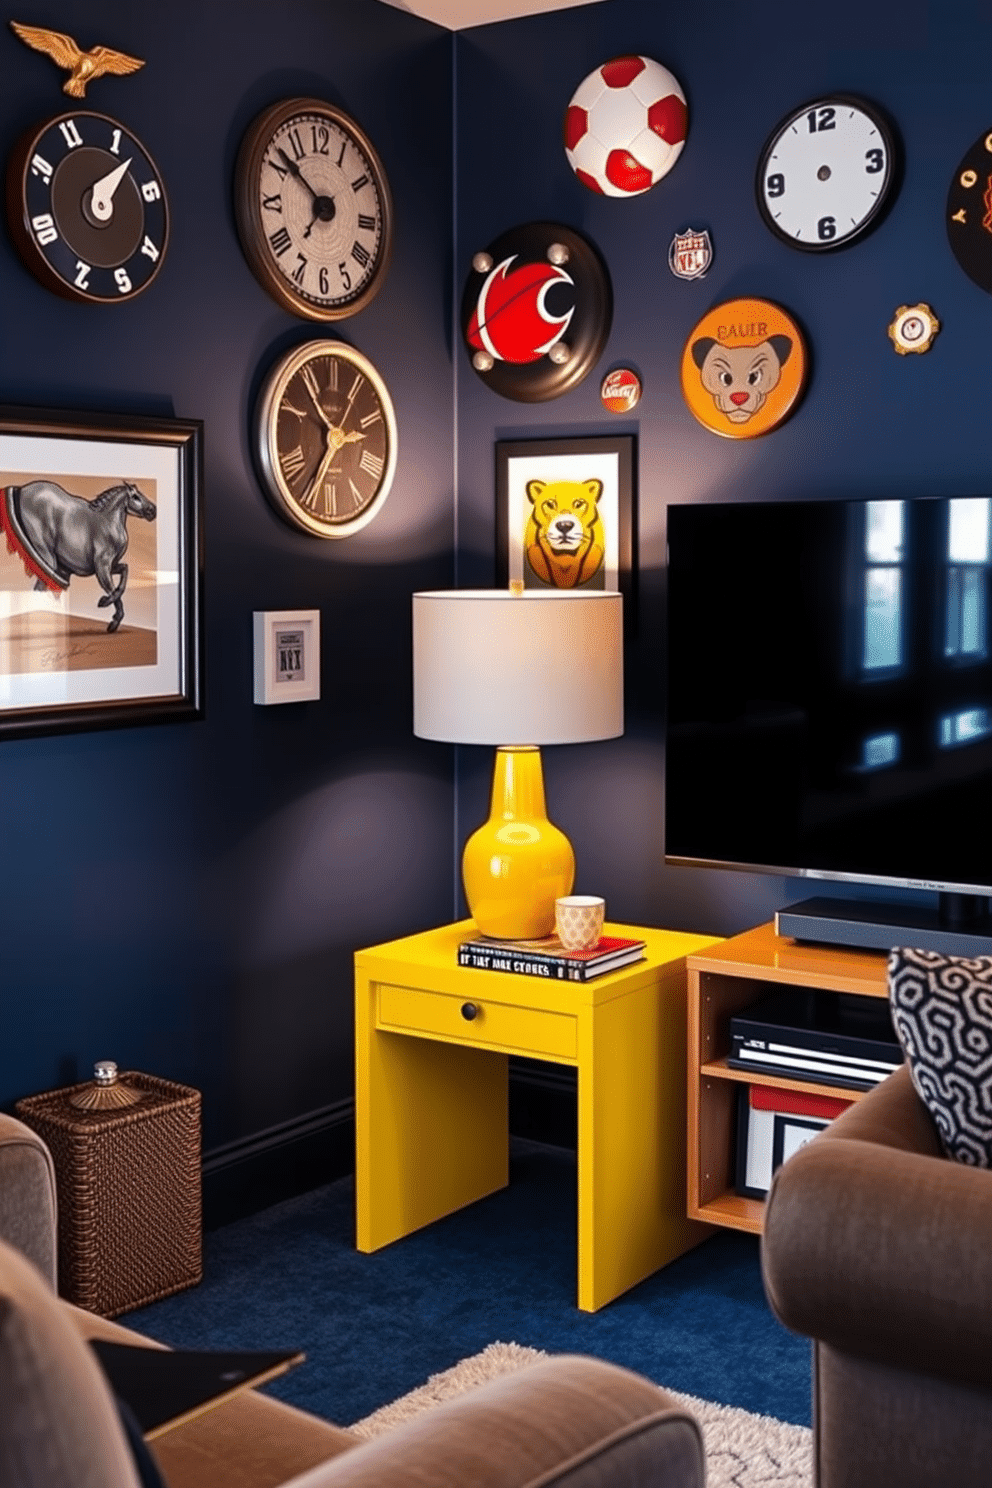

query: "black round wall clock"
xmin=235 ymin=98 xmax=393 ymax=321
xmin=6 ymin=111 xmax=168 ymax=302
xmin=946 ymin=127 xmax=992 ymax=294
xmin=460 ymin=222 xmax=612 ymax=402
xmin=254 ymin=339 xmax=398 ymax=539
xmin=756 ymin=95 xmax=898 ymax=251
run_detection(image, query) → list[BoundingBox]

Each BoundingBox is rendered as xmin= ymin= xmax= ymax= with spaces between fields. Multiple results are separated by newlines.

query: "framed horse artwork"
xmin=0 ymin=406 xmax=202 ymax=738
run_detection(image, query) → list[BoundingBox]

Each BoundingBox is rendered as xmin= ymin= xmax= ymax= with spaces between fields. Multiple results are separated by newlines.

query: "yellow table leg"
xmin=355 ymin=970 xmax=508 ymax=1252
xmin=576 ymin=961 xmax=713 ymax=1311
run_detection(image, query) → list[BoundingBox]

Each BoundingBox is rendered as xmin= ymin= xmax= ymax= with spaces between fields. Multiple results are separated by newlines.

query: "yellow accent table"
xmin=355 ymin=919 xmax=722 ymax=1312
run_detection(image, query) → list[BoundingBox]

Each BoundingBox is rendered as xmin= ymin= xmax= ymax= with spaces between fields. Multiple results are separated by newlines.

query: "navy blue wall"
xmin=454 ymin=0 xmax=992 ymax=937
xmin=6 ymin=0 xmax=991 ymax=1154
xmin=0 ymin=0 xmax=456 ymax=1142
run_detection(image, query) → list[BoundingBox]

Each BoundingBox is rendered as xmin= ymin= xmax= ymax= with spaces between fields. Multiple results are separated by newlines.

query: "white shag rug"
xmin=350 ymin=1341 xmax=812 ymax=1488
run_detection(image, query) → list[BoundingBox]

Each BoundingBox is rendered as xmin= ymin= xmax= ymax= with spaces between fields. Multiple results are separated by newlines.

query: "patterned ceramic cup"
xmin=555 ymin=895 xmax=606 ymax=951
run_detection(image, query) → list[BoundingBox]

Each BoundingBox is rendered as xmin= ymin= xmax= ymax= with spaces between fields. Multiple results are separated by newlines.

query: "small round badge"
xmin=680 ymin=298 xmax=807 ymax=439
xmin=888 ymin=304 xmax=939 ymax=355
xmin=600 ymin=367 xmax=641 ymax=413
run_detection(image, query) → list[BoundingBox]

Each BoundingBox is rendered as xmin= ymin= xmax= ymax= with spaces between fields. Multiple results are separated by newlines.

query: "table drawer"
xmin=376 ymin=983 xmax=576 ymax=1060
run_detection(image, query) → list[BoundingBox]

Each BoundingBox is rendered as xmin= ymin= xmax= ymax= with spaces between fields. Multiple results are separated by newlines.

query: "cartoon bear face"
xmin=690 ymin=335 xmax=793 ymax=424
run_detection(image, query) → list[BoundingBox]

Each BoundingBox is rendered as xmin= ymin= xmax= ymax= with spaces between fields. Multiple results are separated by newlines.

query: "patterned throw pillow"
xmin=888 ymin=946 xmax=992 ymax=1166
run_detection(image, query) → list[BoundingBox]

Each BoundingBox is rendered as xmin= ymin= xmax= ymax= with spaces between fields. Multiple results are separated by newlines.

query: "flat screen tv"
xmin=666 ymin=496 xmax=992 ymax=951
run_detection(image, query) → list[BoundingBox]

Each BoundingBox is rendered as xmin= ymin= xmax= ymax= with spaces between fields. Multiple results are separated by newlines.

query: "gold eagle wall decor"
xmin=10 ymin=21 xmax=144 ymax=97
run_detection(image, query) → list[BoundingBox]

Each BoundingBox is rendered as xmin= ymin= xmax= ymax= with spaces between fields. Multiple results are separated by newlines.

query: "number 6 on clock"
xmin=756 ymin=94 xmax=899 ymax=252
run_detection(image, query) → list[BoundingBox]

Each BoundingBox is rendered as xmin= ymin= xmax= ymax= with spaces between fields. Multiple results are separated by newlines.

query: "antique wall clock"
xmin=254 ymin=339 xmax=397 ymax=538
xmin=946 ymin=127 xmax=992 ymax=294
xmin=236 ymin=98 xmax=393 ymax=321
xmin=756 ymin=95 xmax=898 ymax=251
xmin=5 ymin=110 xmax=168 ymax=302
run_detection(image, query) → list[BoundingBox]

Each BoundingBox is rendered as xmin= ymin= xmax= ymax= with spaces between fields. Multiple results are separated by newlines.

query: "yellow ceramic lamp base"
xmin=462 ymin=745 xmax=574 ymax=940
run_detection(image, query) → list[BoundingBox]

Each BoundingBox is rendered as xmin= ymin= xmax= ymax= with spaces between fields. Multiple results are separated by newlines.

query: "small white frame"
xmin=253 ymin=609 xmax=320 ymax=705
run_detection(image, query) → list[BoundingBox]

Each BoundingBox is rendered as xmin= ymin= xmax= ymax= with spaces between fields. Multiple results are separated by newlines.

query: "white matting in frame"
xmin=0 ymin=406 xmax=202 ymax=738
xmin=495 ymin=435 xmax=634 ymax=596
xmin=253 ymin=610 xmax=321 ymax=705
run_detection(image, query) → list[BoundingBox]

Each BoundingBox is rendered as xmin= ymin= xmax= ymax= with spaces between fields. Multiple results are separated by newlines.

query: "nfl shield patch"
xmin=668 ymin=228 xmax=713 ymax=280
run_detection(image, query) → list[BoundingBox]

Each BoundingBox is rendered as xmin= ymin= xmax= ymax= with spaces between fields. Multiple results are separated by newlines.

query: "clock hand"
xmin=302 ymin=379 xmax=333 ymax=430
xmin=87 ymin=156 xmax=132 ymax=223
xmin=277 ymin=147 xmax=317 ymax=198
xmin=326 ymin=425 xmax=365 ymax=452
xmin=304 ymin=437 xmax=338 ymax=508
xmin=276 ymin=147 xmax=336 ymax=230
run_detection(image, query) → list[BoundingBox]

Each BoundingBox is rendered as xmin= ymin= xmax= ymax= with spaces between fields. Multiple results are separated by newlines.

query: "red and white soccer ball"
xmin=564 ymin=55 xmax=688 ymax=197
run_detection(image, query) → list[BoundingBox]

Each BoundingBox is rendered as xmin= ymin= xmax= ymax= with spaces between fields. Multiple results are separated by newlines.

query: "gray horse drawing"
xmin=12 ymin=479 xmax=157 ymax=633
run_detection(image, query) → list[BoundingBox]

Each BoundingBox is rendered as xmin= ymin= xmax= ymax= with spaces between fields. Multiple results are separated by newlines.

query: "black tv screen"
xmin=666 ymin=497 xmax=992 ymax=896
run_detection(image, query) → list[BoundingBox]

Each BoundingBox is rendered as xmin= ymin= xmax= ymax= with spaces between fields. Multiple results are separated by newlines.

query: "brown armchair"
xmin=761 ymin=1063 xmax=992 ymax=1488
xmin=0 ymin=1111 xmax=704 ymax=1488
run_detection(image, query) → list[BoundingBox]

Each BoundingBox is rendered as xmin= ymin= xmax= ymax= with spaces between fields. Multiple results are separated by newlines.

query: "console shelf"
xmin=686 ymin=921 xmax=889 ymax=1234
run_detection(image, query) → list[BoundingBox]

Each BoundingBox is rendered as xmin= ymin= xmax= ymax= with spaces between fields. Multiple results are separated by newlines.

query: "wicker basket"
xmin=16 ymin=1070 xmax=202 ymax=1318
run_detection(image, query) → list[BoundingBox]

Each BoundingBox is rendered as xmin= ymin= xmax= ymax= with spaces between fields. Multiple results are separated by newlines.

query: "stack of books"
xmin=457 ymin=932 xmax=646 ymax=982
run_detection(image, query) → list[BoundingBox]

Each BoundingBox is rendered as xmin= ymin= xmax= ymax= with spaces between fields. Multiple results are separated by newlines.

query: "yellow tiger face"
xmin=524 ymin=478 xmax=606 ymax=589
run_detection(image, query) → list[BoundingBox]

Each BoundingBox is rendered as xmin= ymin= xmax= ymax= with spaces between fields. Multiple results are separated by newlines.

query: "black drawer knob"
xmin=461 ymin=1002 xmax=479 ymax=1021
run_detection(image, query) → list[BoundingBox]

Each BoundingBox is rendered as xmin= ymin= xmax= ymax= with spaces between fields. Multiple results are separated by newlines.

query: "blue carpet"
xmin=123 ymin=1138 xmax=812 ymax=1429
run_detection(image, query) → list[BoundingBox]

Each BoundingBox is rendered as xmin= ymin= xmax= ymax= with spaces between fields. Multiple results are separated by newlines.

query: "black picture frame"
xmin=735 ymin=1085 xmax=832 ymax=1198
xmin=495 ymin=435 xmax=635 ymax=608
xmin=0 ymin=404 xmax=203 ymax=740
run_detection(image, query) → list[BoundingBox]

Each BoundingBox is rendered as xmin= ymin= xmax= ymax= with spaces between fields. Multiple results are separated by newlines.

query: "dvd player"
xmin=729 ymin=987 xmax=903 ymax=1092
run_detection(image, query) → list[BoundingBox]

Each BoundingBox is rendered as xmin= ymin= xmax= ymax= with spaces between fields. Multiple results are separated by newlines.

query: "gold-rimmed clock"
xmin=235 ymin=98 xmax=392 ymax=320
xmin=254 ymin=340 xmax=397 ymax=539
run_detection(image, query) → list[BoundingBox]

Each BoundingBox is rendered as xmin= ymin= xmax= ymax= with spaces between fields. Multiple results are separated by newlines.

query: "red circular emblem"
xmin=600 ymin=367 xmax=641 ymax=413
xmin=467 ymin=257 xmax=573 ymax=365
xmin=461 ymin=222 xmax=612 ymax=403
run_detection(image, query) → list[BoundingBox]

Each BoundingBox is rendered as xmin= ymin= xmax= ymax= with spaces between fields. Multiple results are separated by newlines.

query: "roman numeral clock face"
xmin=236 ymin=98 xmax=392 ymax=319
xmin=756 ymin=96 xmax=898 ymax=251
xmin=255 ymin=340 xmax=398 ymax=539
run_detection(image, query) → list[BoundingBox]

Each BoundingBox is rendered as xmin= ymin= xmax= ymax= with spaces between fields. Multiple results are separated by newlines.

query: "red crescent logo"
xmin=468 ymin=256 xmax=574 ymax=364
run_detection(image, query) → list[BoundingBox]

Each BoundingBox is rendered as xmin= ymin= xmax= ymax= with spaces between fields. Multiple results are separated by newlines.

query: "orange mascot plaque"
xmin=680 ymin=297 xmax=807 ymax=439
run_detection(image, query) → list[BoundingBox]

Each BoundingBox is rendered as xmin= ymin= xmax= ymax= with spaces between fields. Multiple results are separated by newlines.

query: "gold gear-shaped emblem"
xmin=888 ymin=303 xmax=940 ymax=355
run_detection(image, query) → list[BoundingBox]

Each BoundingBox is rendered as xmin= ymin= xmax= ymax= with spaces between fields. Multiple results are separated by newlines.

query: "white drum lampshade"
xmin=413 ymin=589 xmax=623 ymax=745
xmin=413 ymin=589 xmax=623 ymax=939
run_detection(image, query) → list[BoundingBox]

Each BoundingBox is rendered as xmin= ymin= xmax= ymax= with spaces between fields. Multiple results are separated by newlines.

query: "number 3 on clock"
xmin=757 ymin=94 xmax=898 ymax=252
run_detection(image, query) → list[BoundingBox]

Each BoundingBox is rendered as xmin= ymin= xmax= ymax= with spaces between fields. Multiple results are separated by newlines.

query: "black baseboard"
xmin=201 ymin=1100 xmax=354 ymax=1230
xmin=201 ymin=1063 xmax=577 ymax=1229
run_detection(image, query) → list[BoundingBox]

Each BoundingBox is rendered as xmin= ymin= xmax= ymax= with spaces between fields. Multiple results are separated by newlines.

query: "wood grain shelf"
xmin=687 ymin=922 xmax=890 ymax=1231
xmin=693 ymin=1189 xmax=765 ymax=1235
xmin=699 ymin=1056 xmax=871 ymax=1101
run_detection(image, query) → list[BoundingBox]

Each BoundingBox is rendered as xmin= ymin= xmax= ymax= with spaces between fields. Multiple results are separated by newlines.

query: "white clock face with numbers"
xmin=756 ymin=96 xmax=897 ymax=251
